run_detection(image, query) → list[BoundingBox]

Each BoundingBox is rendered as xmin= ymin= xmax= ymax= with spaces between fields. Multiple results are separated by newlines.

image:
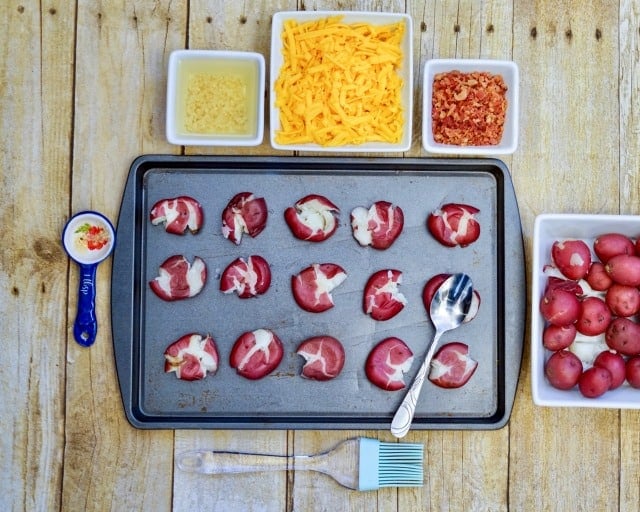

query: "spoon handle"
xmin=73 ymin=263 xmax=98 ymax=347
xmin=390 ymin=330 xmax=443 ymax=438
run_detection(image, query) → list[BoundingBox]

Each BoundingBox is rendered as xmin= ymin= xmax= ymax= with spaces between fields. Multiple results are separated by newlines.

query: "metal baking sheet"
xmin=111 ymin=155 xmax=525 ymax=430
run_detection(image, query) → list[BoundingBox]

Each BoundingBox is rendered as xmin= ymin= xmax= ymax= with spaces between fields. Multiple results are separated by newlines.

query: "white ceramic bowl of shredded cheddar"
xmin=270 ymin=11 xmax=413 ymax=152
xmin=422 ymin=58 xmax=519 ymax=155
xmin=166 ymin=50 xmax=265 ymax=146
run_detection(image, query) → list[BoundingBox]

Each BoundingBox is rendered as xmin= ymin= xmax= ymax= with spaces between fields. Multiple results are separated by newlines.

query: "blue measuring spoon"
xmin=62 ymin=211 xmax=116 ymax=347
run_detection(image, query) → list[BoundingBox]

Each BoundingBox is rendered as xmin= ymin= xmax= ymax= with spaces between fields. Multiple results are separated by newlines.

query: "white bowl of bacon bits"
xmin=423 ymin=58 xmax=519 ymax=155
xmin=270 ymin=11 xmax=413 ymax=152
xmin=532 ymin=214 xmax=640 ymax=408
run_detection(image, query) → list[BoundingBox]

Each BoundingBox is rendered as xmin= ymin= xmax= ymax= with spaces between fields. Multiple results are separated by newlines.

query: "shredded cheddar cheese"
xmin=185 ymin=72 xmax=249 ymax=134
xmin=274 ymin=16 xmax=405 ymax=146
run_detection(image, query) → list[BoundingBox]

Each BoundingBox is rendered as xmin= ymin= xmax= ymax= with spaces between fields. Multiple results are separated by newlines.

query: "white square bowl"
xmin=532 ymin=213 xmax=640 ymax=408
xmin=422 ymin=58 xmax=519 ymax=155
xmin=166 ymin=49 xmax=265 ymax=146
xmin=269 ymin=11 xmax=413 ymax=152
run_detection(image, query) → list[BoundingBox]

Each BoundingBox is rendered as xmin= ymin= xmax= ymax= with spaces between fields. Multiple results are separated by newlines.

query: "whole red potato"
xmin=575 ymin=296 xmax=611 ymax=336
xmin=594 ymin=233 xmax=635 ymax=263
xmin=542 ymin=324 xmax=577 ymax=351
xmin=593 ymin=351 xmax=627 ymax=390
xmin=539 ymin=289 xmax=580 ymax=326
xmin=578 ymin=366 xmax=612 ymax=398
xmin=545 ymin=350 xmax=583 ymax=390
xmin=551 ymin=239 xmax=591 ymax=280
xmin=605 ymin=283 xmax=640 ymax=317
xmin=605 ymin=317 xmax=640 ymax=356
xmin=605 ymin=254 xmax=640 ymax=286
xmin=586 ymin=262 xmax=613 ymax=291
xmin=625 ymin=356 xmax=640 ymax=388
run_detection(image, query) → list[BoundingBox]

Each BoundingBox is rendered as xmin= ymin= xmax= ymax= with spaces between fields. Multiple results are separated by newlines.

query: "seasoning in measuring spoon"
xmin=74 ymin=221 xmax=110 ymax=253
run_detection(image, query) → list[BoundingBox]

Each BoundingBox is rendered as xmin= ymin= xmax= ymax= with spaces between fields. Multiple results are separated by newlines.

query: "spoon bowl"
xmin=391 ymin=273 xmax=473 ymax=438
xmin=62 ymin=211 xmax=116 ymax=347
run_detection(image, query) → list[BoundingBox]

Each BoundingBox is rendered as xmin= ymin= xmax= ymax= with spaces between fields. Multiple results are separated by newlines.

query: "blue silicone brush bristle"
xmin=358 ymin=437 xmax=424 ymax=491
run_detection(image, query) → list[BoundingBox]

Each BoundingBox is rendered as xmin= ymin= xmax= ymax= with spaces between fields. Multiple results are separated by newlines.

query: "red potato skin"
xmin=296 ymin=335 xmax=345 ymax=381
xmin=427 ymin=203 xmax=480 ymax=247
xmin=363 ymin=269 xmax=406 ymax=321
xmin=221 ymin=192 xmax=268 ymax=245
xmin=544 ymin=350 xmax=583 ymax=390
xmin=605 ymin=254 xmax=640 ymax=286
xmin=350 ymin=201 xmax=404 ymax=250
xmin=220 ymin=255 xmax=271 ymax=298
xmin=229 ymin=329 xmax=284 ymax=380
xmin=150 ymin=196 xmax=204 ymax=235
xmin=365 ymin=337 xmax=414 ymax=391
xmin=539 ymin=288 xmax=581 ymax=327
xmin=284 ymin=194 xmax=340 ymax=242
xmin=575 ymin=296 xmax=612 ymax=336
xmin=625 ymin=356 xmax=640 ymax=388
xmin=291 ymin=263 xmax=347 ymax=313
xmin=586 ymin=262 xmax=613 ymax=291
xmin=428 ymin=342 xmax=478 ymax=388
xmin=542 ymin=324 xmax=577 ymax=351
xmin=594 ymin=233 xmax=635 ymax=263
xmin=551 ymin=239 xmax=591 ymax=280
xmin=578 ymin=366 xmax=612 ymax=398
xmin=593 ymin=351 xmax=627 ymax=390
xmin=544 ymin=275 xmax=584 ymax=296
xmin=163 ymin=333 xmax=219 ymax=381
xmin=605 ymin=317 xmax=640 ymax=356
xmin=149 ymin=255 xmax=207 ymax=301
xmin=605 ymin=283 xmax=640 ymax=317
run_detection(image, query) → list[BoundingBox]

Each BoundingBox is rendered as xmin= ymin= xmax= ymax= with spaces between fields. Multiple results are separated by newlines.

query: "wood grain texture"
xmin=0 ymin=1 xmax=74 ymax=510
xmin=2 ymin=1 xmax=640 ymax=511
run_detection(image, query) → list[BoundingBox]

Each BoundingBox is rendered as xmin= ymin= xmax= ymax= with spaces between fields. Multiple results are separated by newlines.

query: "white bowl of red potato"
xmin=422 ymin=58 xmax=518 ymax=155
xmin=532 ymin=214 xmax=640 ymax=408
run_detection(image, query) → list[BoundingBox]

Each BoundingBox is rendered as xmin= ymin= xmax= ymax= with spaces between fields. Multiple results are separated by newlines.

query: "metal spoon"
xmin=391 ymin=273 xmax=473 ymax=438
xmin=62 ymin=211 xmax=116 ymax=347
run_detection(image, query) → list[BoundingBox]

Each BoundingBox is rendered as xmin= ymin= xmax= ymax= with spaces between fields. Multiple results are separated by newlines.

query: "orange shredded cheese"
xmin=274 ymin=16 xmax=405 ymax=146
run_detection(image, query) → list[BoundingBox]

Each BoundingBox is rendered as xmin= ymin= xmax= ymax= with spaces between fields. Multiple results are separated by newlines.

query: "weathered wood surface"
xmin=1 ymin=1 xmax=639 ymax=511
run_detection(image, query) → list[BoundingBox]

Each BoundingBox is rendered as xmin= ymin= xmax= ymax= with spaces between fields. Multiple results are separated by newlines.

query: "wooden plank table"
xmin=2 ymin=1 xmax=639 ymax=510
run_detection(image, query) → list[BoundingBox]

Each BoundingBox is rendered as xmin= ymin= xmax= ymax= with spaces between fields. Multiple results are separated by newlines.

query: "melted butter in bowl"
xmin=166 ymin=50 xmax=265 ymax=146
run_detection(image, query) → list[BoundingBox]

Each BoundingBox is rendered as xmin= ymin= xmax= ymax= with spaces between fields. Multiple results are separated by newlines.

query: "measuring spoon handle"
xmin=73 ymin=263 xmax=98 ymax=347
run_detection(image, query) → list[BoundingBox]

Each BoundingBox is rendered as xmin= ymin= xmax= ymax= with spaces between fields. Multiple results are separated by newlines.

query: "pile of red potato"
xmin=540 ymin=233 xmax=640 ymax=398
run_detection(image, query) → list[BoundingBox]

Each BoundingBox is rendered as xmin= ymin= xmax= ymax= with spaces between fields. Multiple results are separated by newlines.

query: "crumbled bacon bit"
xmin=432 ymin=70 xmax=508 ymax=146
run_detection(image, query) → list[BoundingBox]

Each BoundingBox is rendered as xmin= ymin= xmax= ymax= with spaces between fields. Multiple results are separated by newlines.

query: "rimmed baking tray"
xmin=111 ymin=155 xmax=525 ymax=430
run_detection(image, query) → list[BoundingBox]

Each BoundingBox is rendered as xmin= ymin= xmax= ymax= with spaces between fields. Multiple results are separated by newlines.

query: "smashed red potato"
xmin=351 ymin=201 xmax=404 ymax=250
xmin=291 ymin=263 xmax=347 ymax=313
xmin=150 ymin=195 xmax=204 ymax=235
xmin=220 ymin=255 xmax=271 ymax=298
xmin=149 ymin=255 xmax=206 ymax=301
xmin=365 ymin=337 xmax=414 ymax=391
xmin=427 ymin=203 xmax=480 ymax=248
xmin=164 ymin=333 xmax=219 ymax=381
xmin=221 ymin=192 xmax=268 ymax=245
xmin=541 ymin=232 xmax=640 ymax=397
xmin=428 ymin=342 xmax=478 ymax=389
xmin=230 ymin=328 xmax=284 ymax=380
xmin=363 ymin=269 xmax=407 ymax=321
xmin=285 ymin=194 xmax=340 ymax=242
xmin=296 ymin=335 xmax=345 ymax=381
